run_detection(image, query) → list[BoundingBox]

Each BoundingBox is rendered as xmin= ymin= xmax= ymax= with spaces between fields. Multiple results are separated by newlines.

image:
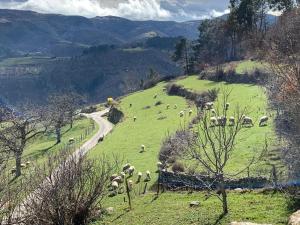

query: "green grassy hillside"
xmin=95 ymin=191 xmax=290 ymax=225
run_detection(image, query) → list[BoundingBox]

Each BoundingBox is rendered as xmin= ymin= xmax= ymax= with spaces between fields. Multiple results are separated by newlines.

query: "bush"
xmin=155 ymin=101 xmax=163 ymax=106
xmin=172 ymin=161 xmax=185 ymax=173
xmin=81 ymin=106 xmax=97 ymax=114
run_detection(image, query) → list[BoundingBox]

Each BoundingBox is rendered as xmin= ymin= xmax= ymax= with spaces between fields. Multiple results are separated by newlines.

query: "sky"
xmin=0 ymin=0 xmax=230 ymax=21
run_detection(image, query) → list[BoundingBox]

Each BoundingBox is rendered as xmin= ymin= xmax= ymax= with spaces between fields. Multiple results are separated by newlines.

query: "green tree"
xmin=173 ymin=38 xmax=193 ymax=75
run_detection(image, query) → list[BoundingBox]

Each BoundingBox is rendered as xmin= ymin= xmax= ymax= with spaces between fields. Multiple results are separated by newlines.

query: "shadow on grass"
xmin=26 ymin=143 xmax=58 ymax=161
xmin=213 ymin=212 xmax=227 ymax=225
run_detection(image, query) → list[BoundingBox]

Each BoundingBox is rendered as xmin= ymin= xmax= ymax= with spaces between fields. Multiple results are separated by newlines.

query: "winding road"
xmin=79 ymin=109 xmax=114 ymax=156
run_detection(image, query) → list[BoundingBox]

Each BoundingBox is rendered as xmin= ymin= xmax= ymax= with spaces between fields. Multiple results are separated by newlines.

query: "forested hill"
xmin=0 ymin=9 xmax=200 ymax=57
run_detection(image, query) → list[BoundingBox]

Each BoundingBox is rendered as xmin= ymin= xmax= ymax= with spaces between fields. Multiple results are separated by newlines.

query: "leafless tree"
xmin=18 ymin=151 xmax=120 ymax=225
xmin=47 ymin=92 xmax=85 ymax=144
xmin=263 ymin=8 xmax=300 ymax=179
xmin=184 ymin=91 xmax=265 ymax=215
xmin=0 ymin=105 xmax=46 ymax=177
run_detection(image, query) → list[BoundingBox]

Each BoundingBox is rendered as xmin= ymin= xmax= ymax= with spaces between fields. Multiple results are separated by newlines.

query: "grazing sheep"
xmin=111 ymin=181 xmax=119 ymax=190
xmin=140 ymin=145 xmax=146 ymax=152
xmin=189 ymin=109 xmax=193 ymax=116
xmin=229 ymin=116 xmax=235 ymax=126
xmin=174 ymin=104 xmax=178 ymax=109
xmin=205 ymin=102 xmax=214 ymax=110
xmin=210 ymin=117 xmax=218 ymax=126
xmin=122 ymin=164 xmax=131 ymax=172
xmin=133 ymin=116 xmax=137 ymax=122
xmin=69 ymin=138 xmax=75 ymax=144
xmin=225 ymin=103 xmax=230 ymax=110
xmin=242 ymin=115 xmax=254 ymax=126
xmin=25 ymin=161 xmax=31 ymax=166
xmin=128 ymin=166 xmax=135 ymax=176
xmin=166 ymin=104 xmax=170 ymax=109
xmin=137 ymin=172 xmax=143 ymax=182
xmin=217 ymin=116 xmax=227 ymax=126
xmin=179 ymin=111 xmax=184 ymax=117
xmin=21 ymin=164 xmax=26 ymax=168
xmin=211 ymin=109 xmax=216 ymax=115
xmin=145 ymin=171 xmax=151 ymax=181
xmin=128 ymin=180 xmax=133 ymax=190
xmin=157 ymin=162 xmax=163 ymax=170
xmin=110 ymin=174 xmax=119 ymax=181
xmin=113 ymin=176 xmax=123 ymax=184
xmin=259 ymin=116 xmax=269 ymax=127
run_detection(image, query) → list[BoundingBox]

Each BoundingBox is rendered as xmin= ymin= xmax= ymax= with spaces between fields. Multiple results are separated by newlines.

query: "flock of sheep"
xmin=204 ymin=102 xmax=269 ymax=127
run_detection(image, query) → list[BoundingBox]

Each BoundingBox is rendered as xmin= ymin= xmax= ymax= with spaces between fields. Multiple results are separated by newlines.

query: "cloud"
xmin=0 ymin=0 xmax=230 ymax=21
xmin=0 ymin=0 xmax=171 ymax=20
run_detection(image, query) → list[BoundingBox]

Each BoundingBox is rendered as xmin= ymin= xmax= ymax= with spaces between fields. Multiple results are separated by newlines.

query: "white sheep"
xmin=113 ymin=176 xmax=123 ymax=184
xmin=120 ymin=172 xmax=126 ymax=179
xmin=174 ymin=104 xmax=178 ymax=109
xmin=210 ymin=117 xmax=218 ymax=126
xmin=20 ymin=163 xmax=26 ymax=168
xmin=133 ymin=116 xmax=137 ymax=122
xmin=157 ymin=162 xmax=163 ymax=170
xmin=189 ymin=109 xmax=193 ymax=116
xmin=110 ymin=174 xmax=119 ymax=181
xmin=128 ymin=166 xmax=135 ymax=176
xmin=229 ymin=116 xmax=235 ymax=126
xmin=69 ymin=138 xmax=75 ymax=144
xmin=25 ymin=161 xmax=31 ymax=166
xmin=128 ymin=180 xmax=133 ymax=191
xmin=259 ymin=116 xmax=269 ymax=127
xmin=140 ymin=144 xmax=146 ymax=152
xmin=122 ymin=163 xmax=131 ymax=172
xmin=211 ymin=109 xmax=216 ymax=115
xmin=205 ymin=102 xmax=214 ymax=110
xmin=242 ymin=115 xmax=254 ymax=126
xmin=145 ymin=170 xmax=151 ymax=181
xmin=137 ymin=172 xmax=143 ymax=182
xmin=166 ymin=104 xmax=170 ymax=109
xmin=111 ymin=181 xmax=119 ymax=190
xmin=179 ymin=111 xmax=184 ymax=117
xmin=217 ymin=116 xmax=227 ymax=126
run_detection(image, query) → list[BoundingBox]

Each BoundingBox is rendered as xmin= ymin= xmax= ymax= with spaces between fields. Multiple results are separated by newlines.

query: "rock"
xmin=189 ymin=201 xmax=200 ymax=207
xmin=106 ymin=207 xmax=114 ymax=215
xmin=289 ymin=210 xmax=300 ymax=225
xmin=230 ymin=222 xmax=272 ymax=225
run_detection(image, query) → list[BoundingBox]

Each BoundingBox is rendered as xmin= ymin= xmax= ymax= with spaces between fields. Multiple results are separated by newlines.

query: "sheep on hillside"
xmin=128 ymin=166 xmax=135 ymax=176
xmin=145 ymin=170 xmax=151 ymax=182
xmin=205 ymin=102 xmax=214 ymax=110
xmin=133 ymin=116 xmax=137 ymax=122
xmin=242 ymin=115 xmax=254 ymax=127
xmin=137 ymin=172 xmax=143 ymax=183
xmin=211 ymin=109 xmax=216 ymax=115
xmin=140 ymin=144 xmax=146 ymax=152
xmin=210 ymin=117 xmax=218 ymax=126
xmin=122 ymin=163 xmax=131 ymax=172
xmin=259 ymin=116 xmax=269 ymax=127
xmin=111 ymin=181 xmax=119 ymax=190
xmin=174 ymin=104 xmax=178 ymax=109
xmin=225 ymin=103 xmax=230 ymax=111
xmin=229 ymin=116 xmax=235 ymax=126
xmin=166 ymin=104 xmax=170 ymax=109
xmin=179 ymin=111 xmax=184 ymax=117
xmin=217 ymin=116 xmax=227 ymax=126
xmin=189 ymin=109 xmax=193 ymax=116
xmin=113 ymin=176 xmax=123 ymax=184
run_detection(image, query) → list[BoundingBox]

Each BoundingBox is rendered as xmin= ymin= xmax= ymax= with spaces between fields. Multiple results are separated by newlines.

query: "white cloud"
xmin=0 ymin=0 xmax=171 ymax=20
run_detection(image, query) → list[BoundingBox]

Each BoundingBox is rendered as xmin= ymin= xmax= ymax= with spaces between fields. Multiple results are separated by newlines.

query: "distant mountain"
xmin=0 ymin=9 xmax=201 ymax=57
xmin=0 ymin=47 xmax=181 ymax=105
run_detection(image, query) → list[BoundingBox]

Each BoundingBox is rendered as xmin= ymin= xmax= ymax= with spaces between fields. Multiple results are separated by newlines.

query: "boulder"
xmin=106 ymin=207 xmax=114 ymax=215
xmin=289 ymin=210 xmax=300 ymax=225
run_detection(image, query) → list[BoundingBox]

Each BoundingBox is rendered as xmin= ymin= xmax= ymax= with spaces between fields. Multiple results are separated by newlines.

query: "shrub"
xmin=81 ymin=106 xmax=97 ymax=114
xmin=155 ymin=101 xmax=163 ymax=106
xmin=172 ymin=161 xmax=185 ymax=173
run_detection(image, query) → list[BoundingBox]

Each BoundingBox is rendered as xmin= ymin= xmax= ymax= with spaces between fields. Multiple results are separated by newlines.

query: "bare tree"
xmin=263 ymin=8 xmax=300 ymax=179
xmin=47 ymin=92 xmax=85 ymax=144
xmin=0 ymin=105 xmax=46 ymax=177
xmin=184 ymin=91 xmax=264 ymax=215
xmin=19 ymin=151 xmax=120 ymax=225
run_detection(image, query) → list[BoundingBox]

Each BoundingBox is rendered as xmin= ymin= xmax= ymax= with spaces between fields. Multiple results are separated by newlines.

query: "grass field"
xmin=94 ymin=191 xmax=291 ymax=225
xmin=7 ymin=116 xmax=98 ymax=175
xmin=176 ymin=76 xmax=284 ymax=176
xmin=89 ymin=82 xmax=196 ymax=185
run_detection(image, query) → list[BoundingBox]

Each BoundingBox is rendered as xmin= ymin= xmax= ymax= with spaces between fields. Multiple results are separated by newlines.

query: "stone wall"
xmin=160 ymin=171 xmax=269 ymax=190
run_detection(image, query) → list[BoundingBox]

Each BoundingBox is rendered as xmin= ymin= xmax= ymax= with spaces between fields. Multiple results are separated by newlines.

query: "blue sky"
xmin=0 ymin=0 xmax=230 ymax=21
